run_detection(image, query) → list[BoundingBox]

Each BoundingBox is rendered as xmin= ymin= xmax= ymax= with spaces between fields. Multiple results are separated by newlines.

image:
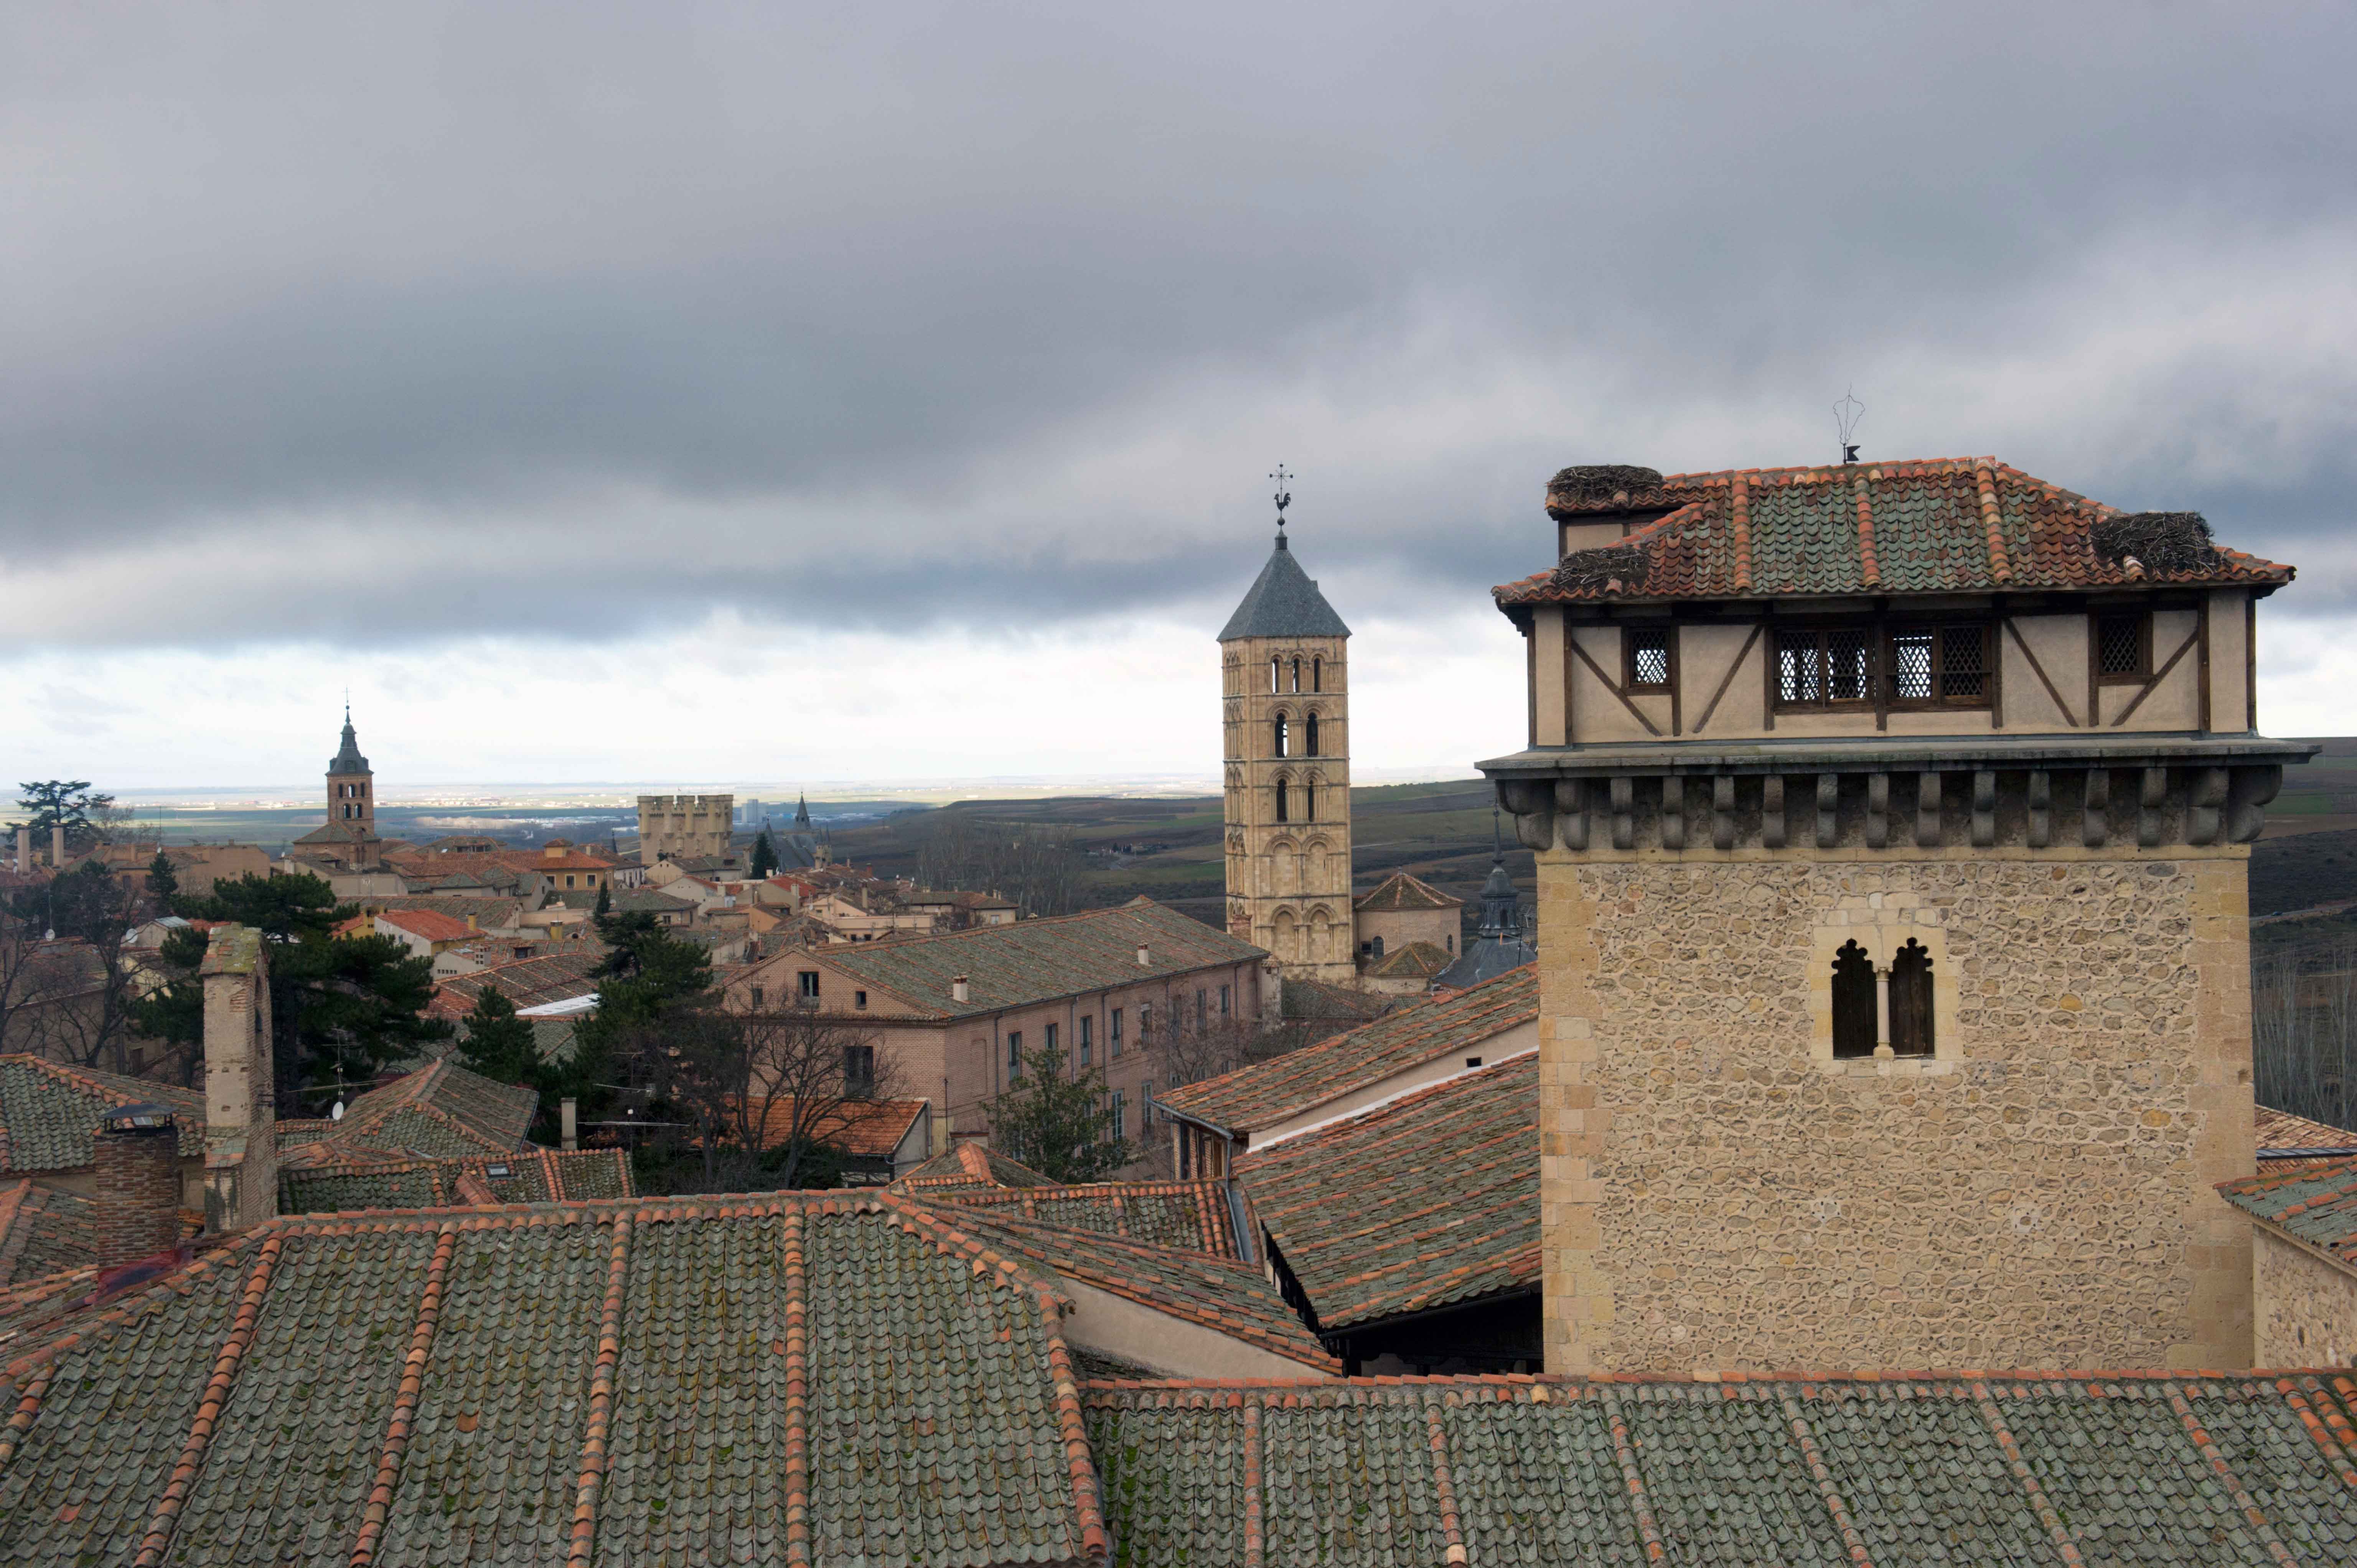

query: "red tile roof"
xmin=2255 ymin=1105 xmax=2357 ymax=1173
xmin=1498 ymin=456 xmax=2295 ymax=605
xmin=2219 ymin=1155 xmax=2357 ymax=1267
xmin=1159 ymin=965 xmax=1535 ymax=1136
xmin=736 ymin=1096 xmax=930 ymax=1160
xmin=895 ymin=1140 xmax=1060 ymax=1192
xmin=376 ymin=908 xmax=476 ymax=943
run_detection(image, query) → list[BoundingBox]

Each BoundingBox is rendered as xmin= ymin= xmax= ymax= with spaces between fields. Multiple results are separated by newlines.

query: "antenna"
xmin=1834 ymin=388 xmax=1865 ymax=466
xmin=1269 ymin=463 xmax=1293 ymax=529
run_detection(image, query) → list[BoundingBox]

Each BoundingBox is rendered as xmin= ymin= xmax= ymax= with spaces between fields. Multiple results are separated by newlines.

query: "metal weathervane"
xmin=1835 ymin=389 xmax=1866 ymax=466
xmin=1270 ymin=463 xmax=1293 ymax=532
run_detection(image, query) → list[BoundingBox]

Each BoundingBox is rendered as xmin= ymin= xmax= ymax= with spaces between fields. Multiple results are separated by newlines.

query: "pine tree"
xmin=144 ymin=852 xmax=181 ymax=911
xmin=985 ymin=1041 xmax=1131 ymax=1182
xmin=593 ymin=879 xmax=612 ymax=918
xmin=456 ymin=983 xmax=543 ymax=1087
xmin=750 ymin=828 xmax=778 ymax=880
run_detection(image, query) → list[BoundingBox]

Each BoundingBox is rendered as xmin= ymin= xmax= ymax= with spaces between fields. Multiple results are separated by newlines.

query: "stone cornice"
xmin=1480 ymin=734 xmax=2317 ymax=855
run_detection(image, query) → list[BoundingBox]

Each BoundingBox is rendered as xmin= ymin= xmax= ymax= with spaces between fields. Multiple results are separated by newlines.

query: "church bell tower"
xmin=1220 ymin=471 xmax=1356 ymax=982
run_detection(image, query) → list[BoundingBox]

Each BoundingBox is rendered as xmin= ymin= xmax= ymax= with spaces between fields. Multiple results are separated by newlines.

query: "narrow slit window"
xmin=1305 ymin=713 xmax=1319 ymax=755
xmin=1275 ymin=779 xmax=1290 ymax=823
xmin=1312 ymin=657 xmax=1322 ymax=692
xmin=1831 ymin=940 xmax=1876 ymax=1059
xmin=1272 ymin=714 xmax=1288 ymax=757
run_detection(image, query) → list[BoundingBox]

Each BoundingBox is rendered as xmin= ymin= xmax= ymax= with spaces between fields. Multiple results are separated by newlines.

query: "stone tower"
xmin=1220 ymin=516 xmax=1355 ymax=983
xmin=1483 ymin=457 xmax=2312 ymax=1375
xmin=327 ymin=708 xmax=373 ymax=832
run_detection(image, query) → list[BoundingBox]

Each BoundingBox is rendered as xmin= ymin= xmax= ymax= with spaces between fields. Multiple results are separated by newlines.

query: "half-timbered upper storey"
xmin=1493 ymin=458 xmax=2293 ymax=744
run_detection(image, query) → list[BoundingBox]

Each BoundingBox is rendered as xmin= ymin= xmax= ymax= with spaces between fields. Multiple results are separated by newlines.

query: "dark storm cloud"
xmin=3 ymin=0 xmax=2354 ymax=647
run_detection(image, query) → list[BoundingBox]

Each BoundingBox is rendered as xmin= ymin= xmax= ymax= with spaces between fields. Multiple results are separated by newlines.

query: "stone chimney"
xmin=12 ymin=825 xmax=26 ymax=871
xmin=93 ymin=1103 xmax=183 ymax=1267
xmin=1137 ymin=943 xmax=1151 ymax=967
xmin=560 ymin=1097 xmax=579 ymax=1151
xmin=951 ymin=975 xmax=970 ymax=1003
xmin=200 ymin=925 xmax=277 ymax=1231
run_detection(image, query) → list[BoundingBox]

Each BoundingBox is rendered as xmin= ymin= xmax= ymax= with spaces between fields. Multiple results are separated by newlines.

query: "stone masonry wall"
xmin=1539 ymin=849 xmax=2255 ymax=1374
xmin=2254 ymin=1229 xmax=2357 ymax=1369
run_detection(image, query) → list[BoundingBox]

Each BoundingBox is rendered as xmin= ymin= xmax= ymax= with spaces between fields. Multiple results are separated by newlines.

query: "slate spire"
xmin=329 ymin=707 xmax=371 ymax=776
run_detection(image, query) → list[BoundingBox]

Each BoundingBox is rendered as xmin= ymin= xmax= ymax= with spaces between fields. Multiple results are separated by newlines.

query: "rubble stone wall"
xmin=2253 ymin=1228 xmax=2357 ymax=1369
xmin=1538 ymin=846 xmax=2255 ymax=1374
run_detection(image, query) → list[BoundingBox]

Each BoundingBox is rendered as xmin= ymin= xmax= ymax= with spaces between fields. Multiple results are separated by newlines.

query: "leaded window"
xmin=2097 ymin=612 xmax=2148 ymax=680
xmin=1626 ymin=628 xmax=1671 ymax=691
xmin=1889 ymin=623 xmax=1989 ymax=706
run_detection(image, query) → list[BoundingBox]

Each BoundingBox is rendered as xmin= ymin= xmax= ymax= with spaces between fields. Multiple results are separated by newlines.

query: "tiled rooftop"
xmin=1353 ymin=872 xmax=1462 ymax=913
xmin=376 ymin=908 xmax=478 ymax=943
xmin=895 ymin=1141 xmax=1059 ymax=1192
xmin=1087 ymin=1371 xmax=2357 ymax=1566
xmin=770 ymin=899 xmax=1265 ymax=1021
xmin=0 ymin=1192 xmax=1108 ymax=1566
xmin=1496 ymin=456 xmax=2296 ymax=606
xmin=279 ymin=1059 xmax=537 ymax=1169
xmin=0 ymin=1055 xmax=206 ymax=1171
xmin=428 ymin=949 xmax=603 ymax=1019
xmin=736 ymin=1095 xmax=928 ymax=1161
xmin=279 ymin=1147 xmax=633 ymax=1212
xmin=2255 ymin=1105 xmax=2357 ymax=1173
xmin=2219 ymin=1155 xmax=2357 ymax=1267
xmin=1234 ymin=1052 xmax=1536 ymax=1331
xmin=933 ymin=1178 xmax=1241 ymax=1255
xmin=1365 ymin=940 xmax=1455 ymax=981
xmin=921 ymin=1206 xmax=1337 ymax=1374
xmin=1160 ymin=966 xmax=1535 ymax=1136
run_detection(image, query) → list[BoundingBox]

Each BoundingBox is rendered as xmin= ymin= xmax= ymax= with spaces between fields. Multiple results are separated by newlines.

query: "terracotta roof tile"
xmin=1499 ymin=456 xmax=2295 ymax=606
xmin=1352 ymin=872 xmax=1462 ymax=913
xmin=279 ymin=1147 xmax=633 ymax=1212
xmin=933 ymin=1178 xmax=1241 ymax=1255
xmin=2254 ymin=1105 xmax=2357 ymax=1173
xmin=0 ymin=1055 xmax=205 ymax=1171
xmin=1233 ymin=1052 xmax=1537 ymax=1329
xmin=1160 ymin=967 xmax=1535 ymax=1136
xmin=2219 ymin=1153 xmax=2357 ymax=1266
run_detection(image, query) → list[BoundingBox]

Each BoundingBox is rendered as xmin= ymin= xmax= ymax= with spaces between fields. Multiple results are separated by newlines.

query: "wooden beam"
xmin=2110 ymin=625 xmax=2200 ymax=728
xmin=1693 ymin=624 xmax=1762 ymax=735
xmin=1566 ymin=631 xmax=1662 ymax=738
xmin=2003 ymin=618 xmax=2078 ymax=728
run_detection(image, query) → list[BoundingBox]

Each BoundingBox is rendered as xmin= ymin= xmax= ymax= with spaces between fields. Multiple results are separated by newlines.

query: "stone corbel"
xmin=1496 ymin=779 xmax=1555 ymax=853
xmin=1865 ymin=773 xmax=1889 ymax=850
xmin=2187 ymin=768 xmax=2227 ymax=847
xmin=2137 ymin=766 xmax=2167 ymax=849
xmin=1971 ymin=771 xmax=1996 ymax=848
xmin=1554 ymin=778 xmax=1589 ymax=852
xmin=2083 ymin=768 xmax=2110 ymax=848
xmin=1712 ymin=776 xmax=1737 ymax=852
xmin=2027 ymin=770 xmax=2051 ymax=850
xmin=1610 ymin=776 xmax=1635 ymax=852
xmin=2227 ymin=765 xmax=2281 ymax=843
xmin=1915 ymin=772 xmax=1942 ymax=848
xmin=1661 ymin=776 xmax=1686 ymax=851
xmin=1763 ymin=776 xmax=1787 ymax=850
xmin=1815 ymin=774 xmax=1839 ymax=850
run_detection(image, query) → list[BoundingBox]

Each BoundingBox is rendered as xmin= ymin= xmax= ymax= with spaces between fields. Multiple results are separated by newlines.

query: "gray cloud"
xmin=4 ymin=0 xmax=2355 ymax=649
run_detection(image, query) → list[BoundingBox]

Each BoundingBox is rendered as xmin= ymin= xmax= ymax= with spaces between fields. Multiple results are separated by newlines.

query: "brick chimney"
xmin=200 ymin=924 xmax=278 ymax=1231
xmin=93 ymin=1103 xmax=183 ymax=1267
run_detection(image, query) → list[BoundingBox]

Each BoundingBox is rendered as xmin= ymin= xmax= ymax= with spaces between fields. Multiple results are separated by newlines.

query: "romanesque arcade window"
xmin=1273 ymin=715 xmax=1289 ymax=757
xmin=1275 ymin=779 xmax=1290 ymax=822
xmin=1305 ymin=713 xmax=1320 ymax=755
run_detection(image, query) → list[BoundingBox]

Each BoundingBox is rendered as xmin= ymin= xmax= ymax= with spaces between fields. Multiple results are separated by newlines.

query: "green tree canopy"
xmin=11 ymin=781 xmax=115 ymax=855
xmin=144 ymin=852 xmax=181 ymax=911
xmin=986 ymin=1041 xmax=1131 ymax=1183
xmin=455 ymin=983 xmax=544 ymax=1088
xmin=749 ymin=828 xmax=777 ymax=879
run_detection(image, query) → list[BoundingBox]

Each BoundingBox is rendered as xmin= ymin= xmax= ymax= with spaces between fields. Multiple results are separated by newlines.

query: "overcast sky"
xmin=4 ymin=2 xmax=2352 ymax=791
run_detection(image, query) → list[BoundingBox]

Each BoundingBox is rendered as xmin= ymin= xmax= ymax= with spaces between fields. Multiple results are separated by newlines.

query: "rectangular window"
xmin=1195 ymin=989 xmax=1207 ymax=1028
xmin=1220 ymin=984 xmax=1231 ymax=1016
xmin=1008 ymin=1031 xmax=1022 ymax=1073
xmin=844 ymin=1044 xmax=875 ymax=1095
xmin=1776 ymin=626 xmax=1874 ymax=707
xmin=1111 ymin=1090 xmax=1126 ymax=1142
xmin=1078 ymin=1015 xmax=1093 ymax=1066
xmin=854 ymin=989 xmax=868 ymax=1010
xmin=750 ymin=986 xmax=765 ymax=1009
xmin=1110 ymin=1008 xmax=1123 ymax=1057
xmin=1045 ymin=1022 xmax=1058 ymax=1054
xmin=797 ymin=970 xmax=820 ymax=1001
xmin=1887 ymin=623 xmax=1990 ymax=707
xmin=1625 ymin=626 xmax=1671 ymax=691
xmin=1139 ymin=1003 xmax=1153 ymax=1044
xmin=2096 ymin=611 xmax=2149 ymax=681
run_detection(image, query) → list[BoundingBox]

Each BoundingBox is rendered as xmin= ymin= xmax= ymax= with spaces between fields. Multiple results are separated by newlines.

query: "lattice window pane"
xmin=1630 ymin=630 xmax=1670 ymax=687
xmin=1778 ymin=632 xmax=1821 ymax=702
xmin=1892 ymin=630 xmax=1933 ymax=699
xmin=1826 ymin=628 xmax=1872 ymax=702
xmin=1939 ymin=624 xmax=1986 ymax=698
xmin=2098 ymin=614 xmax=2143 ymax=676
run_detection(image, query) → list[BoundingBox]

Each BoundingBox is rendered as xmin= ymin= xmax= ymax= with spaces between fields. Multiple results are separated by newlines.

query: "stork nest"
xmin=2092 ymin=511 xmax=2218 ymax=575
xmin=1547 ymin=465 xmax=1666 ymax=505
xmin=1553 ymin=544 xmax=1652 ymax=594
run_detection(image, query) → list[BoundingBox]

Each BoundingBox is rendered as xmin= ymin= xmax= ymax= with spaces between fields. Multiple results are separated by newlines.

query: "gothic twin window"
xmin=1830 ymin=939 xmax=1934 ymax=1059
xmin=1776 ymin=623 xmax=1991 ymax=711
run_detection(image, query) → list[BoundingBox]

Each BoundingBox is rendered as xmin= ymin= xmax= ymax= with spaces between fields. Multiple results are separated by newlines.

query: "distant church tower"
xmin=328 ymin=709 xmax=374 ymax=832
xmin=1220 ymin=474 xmax=1355 ymax=983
